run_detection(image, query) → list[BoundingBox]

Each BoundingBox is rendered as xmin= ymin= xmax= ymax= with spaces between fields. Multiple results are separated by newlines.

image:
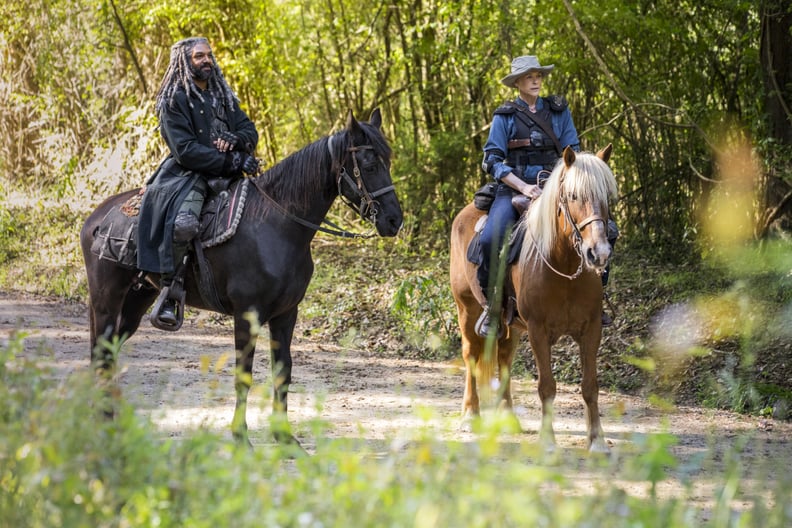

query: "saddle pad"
xmin=91 ymin=205 xmax=139 ymax=268
xmin=466 ymin=216 xmax=526 ymax=267
xmin=198 ymin=178 xmax=249 ymax=248
xmin=90 ymin=179 xmax=250 ymax=267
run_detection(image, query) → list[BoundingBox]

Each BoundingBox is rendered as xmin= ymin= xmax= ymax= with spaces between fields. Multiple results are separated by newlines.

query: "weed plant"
xmin=2 ymin=331 xmax=791 ymax=527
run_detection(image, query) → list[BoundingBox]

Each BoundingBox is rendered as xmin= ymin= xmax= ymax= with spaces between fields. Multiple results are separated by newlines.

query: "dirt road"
xmin=2 ymin=291 xmax=790 ymax=516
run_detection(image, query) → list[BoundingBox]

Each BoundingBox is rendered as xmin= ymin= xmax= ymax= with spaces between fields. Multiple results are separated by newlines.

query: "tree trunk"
xmin=758 ymin=0 xmax=792 ymax=238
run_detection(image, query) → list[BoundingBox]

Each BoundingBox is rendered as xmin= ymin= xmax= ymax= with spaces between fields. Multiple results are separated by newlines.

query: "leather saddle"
xmin=90 ymin=178 xmax=250 ymax=329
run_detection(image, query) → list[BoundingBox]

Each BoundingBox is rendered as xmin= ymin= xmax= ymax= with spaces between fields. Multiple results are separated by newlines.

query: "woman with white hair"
xmin=475 ymin=55 xmax=583 ymax=337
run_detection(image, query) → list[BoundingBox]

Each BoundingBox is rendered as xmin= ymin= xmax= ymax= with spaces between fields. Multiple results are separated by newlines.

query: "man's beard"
xmin=190 ymin=63 xmax=213 ymax=82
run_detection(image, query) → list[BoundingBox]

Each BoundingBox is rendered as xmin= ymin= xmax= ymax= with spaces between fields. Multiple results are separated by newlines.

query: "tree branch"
xmin=758 ymin=187 xmax=792 ymax=238
xmin=562 ymin=0 xmax=723 ymax=155
xmin=109 ymin=0 xmax=147 ymax=95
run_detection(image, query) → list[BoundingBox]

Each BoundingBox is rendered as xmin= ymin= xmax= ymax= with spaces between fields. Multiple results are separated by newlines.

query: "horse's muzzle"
xmin=584 ymin=240 xmax=612 ymax=272
xmin=376 ymin=214 xmax=404 ymax=237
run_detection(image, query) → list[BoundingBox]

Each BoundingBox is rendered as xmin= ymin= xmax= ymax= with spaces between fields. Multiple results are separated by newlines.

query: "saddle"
xmin=466 ymin=194 xmax=530 ymax=267
xmin=90 ymin=178 xmax=250 ymax=327
xmin=466 ymin=194 xmax=532 ymax=331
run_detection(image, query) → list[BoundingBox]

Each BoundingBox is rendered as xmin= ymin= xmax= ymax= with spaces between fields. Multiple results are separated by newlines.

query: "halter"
xmin=531 ymin=167 xmax=607 ymax=280
xmin=331 ymin=138 xmax=396 ymax=224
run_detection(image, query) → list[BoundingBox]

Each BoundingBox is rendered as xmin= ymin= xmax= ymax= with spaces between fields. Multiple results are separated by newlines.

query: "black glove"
xmin=241 ymin=154 xmax=260 ymax=175
xmin=218 ymin=131 xmax=241 ymax=150
xmin=229 ymin=151 xmax=260 ymax=176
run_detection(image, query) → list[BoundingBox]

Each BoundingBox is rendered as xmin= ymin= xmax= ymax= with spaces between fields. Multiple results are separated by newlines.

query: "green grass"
xmin=2 ymin=331 xmax=791 ymax=527
xmin=2 ymin=195 xmax=792 ymax=526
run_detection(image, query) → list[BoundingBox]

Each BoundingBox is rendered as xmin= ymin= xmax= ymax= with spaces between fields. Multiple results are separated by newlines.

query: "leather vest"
xmin=494 ymin=98 xmax=564 ymax=182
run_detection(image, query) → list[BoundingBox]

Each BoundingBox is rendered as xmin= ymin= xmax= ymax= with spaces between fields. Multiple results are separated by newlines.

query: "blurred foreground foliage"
xmin=2 ymin=331 xmax=791 ymax=527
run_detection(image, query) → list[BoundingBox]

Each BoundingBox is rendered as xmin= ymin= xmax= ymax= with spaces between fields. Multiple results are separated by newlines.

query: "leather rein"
xmin=251 ymin=135 xmax=395 ymax=239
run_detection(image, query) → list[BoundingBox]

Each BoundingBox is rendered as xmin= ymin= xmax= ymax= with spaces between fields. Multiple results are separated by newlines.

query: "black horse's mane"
xmin=248 ymin=120 xmax=390 ymax=218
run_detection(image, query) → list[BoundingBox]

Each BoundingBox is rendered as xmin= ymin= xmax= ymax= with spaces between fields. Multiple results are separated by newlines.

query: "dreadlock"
xmin=154 ymin=37 xmax=238 ymax=115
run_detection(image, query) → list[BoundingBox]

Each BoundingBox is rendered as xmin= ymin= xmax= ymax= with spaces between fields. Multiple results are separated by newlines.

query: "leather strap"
xmin=511 ymin=103 xmax=563 ymax=156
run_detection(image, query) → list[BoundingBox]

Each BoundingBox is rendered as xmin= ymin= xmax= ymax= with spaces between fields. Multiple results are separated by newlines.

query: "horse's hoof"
xmin=539 ymin=431 xmax=557 ymax=455
xmin=232 ymin=431 xmax=254 ymax=449
xmin=541 ymin=441 xmax=557 ymax=455
xmin=589 ymin=438 xmax=611 ymax=455
xmin=273 ymin=432 xmax=308 ymax=457
xmin=459 ymin=411 xmax=477 ymax=433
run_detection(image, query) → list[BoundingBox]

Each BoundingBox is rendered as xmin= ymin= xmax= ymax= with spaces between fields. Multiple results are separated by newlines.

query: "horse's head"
xmin=556 ymin=145 xmax=618 ymax=274
xmin=333 ymin=109 xmax=403 ymax=237
xmin=523 ymin=144 xmax=618 ymax=278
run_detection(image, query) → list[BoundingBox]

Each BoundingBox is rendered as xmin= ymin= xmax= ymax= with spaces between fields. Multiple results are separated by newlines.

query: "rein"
xmin=250 ymin=134 xmax=394 ymax=239
xmin=252 ymin=181 xmax=374 ymax=238
xmin=529 ymin=168 xmax=606 ymax=281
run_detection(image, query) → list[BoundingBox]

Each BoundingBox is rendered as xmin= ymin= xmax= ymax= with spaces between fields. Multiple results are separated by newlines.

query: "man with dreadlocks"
xmin=138 ymin=37 xmax=259 ymax=328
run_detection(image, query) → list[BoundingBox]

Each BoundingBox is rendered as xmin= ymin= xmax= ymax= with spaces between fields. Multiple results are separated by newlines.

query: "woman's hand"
xmin=522 ymin=184 xmax=542 ymax=200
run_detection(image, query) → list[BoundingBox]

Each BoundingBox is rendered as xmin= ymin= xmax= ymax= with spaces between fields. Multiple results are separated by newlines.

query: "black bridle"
xmin=333 ymin=140 xmax=395 ymax=224
xmin=253 ymin=135 xmax=395 ymax=239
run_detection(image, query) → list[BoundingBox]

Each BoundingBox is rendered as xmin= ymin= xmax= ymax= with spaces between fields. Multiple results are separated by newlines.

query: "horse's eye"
xmin=362 ymin=156 xmax=381 ymax=172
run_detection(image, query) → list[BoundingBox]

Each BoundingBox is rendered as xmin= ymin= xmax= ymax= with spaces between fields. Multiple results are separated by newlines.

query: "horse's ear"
xmin=596 ymin=144 xmax=613 ymax=164
xmin=345 ymin=109 xmax=362 ymax=133
xmin=369 ymin=108 xmax=382 ymax=129
xmin=563 ymin=146 xmax=576 ymax=168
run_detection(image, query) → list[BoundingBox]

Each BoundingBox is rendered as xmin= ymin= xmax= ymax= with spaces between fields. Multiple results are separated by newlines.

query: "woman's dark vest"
xmin=494 ymin=96 xmax=567 ymax=182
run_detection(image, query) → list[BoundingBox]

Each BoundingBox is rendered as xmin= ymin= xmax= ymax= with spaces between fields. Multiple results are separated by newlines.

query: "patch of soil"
xmin=2 ymin=291 xmax=791 ymax=518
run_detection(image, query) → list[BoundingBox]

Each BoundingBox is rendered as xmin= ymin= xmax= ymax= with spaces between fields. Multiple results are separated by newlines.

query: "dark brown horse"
xmin=450 ymin=146 xmax=617 ymax=453
xmin=80 ymin=109 xmax=402 ymax=446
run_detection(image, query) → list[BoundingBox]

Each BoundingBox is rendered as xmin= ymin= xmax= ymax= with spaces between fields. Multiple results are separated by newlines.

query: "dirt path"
xmin=2 ymin=291 xmax=790 ymax=517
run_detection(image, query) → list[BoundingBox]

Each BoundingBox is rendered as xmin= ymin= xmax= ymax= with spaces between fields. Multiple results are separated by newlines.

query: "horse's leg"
xmin=528 ymin=329 xmax=557 ymax=452
xmin=268 ymin=308 xmax=301 ymax=446
xmin=85 ymin=263 xmax=142 ymax=417
xmin=87 ymin=268 xmax=138 ymax=371
xmin=118 ymin=285 xmax=158 ymax=338
xmin=493 ymin=330 xmax=523 ymax=432
xmin=457 ymin=299 xmax=482 ymax=431
xmin=579 ymin=330 xmax=609 ymax=453
xmin=496 ymin=330 xmax=521 ymax=411
xmin=231 ymin=311 xmax=257 ymax=446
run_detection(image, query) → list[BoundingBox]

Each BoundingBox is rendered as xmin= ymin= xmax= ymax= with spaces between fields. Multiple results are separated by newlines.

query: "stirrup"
xmin=475 ymin=308 xmax=504 ymax=339
xmin=151 ymin=285 xmax=185 ymax=331
xmin=150 ymin=258 xmax=188 ymax=331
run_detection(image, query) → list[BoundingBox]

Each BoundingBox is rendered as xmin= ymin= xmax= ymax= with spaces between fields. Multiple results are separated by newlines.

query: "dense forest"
xmin=2 ymin=0 xmax=790 ymax=255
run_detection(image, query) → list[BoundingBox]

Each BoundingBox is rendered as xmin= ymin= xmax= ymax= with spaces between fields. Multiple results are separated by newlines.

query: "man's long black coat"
xmin=137 ymin=87 xmax=258 ymax=274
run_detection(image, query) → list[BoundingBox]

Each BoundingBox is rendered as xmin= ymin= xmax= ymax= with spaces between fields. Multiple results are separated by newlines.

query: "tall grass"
xmin=2 ymin=331 xmax=791 ymax=527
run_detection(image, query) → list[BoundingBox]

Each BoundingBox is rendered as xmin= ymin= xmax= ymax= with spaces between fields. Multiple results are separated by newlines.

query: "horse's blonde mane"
xmin=518 ymin=151 xmax=618 ymax=271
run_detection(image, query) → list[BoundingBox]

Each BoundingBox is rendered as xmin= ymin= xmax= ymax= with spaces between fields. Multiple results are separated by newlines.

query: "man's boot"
xmin=158 ymin=296 xmax=179 ymax=325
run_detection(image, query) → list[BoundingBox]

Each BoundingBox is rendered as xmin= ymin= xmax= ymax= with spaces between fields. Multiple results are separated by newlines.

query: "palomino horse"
xmin=80 ymin=109 xmax=402 ymax=446
xmin=450 ymin=145 xmax=617 ymax=453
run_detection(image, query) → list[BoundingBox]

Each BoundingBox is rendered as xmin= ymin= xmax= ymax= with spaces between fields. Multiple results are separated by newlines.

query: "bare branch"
xmin=109 ymin=0 xmax=147 ymax=95
xmin=758 ymin=187 xmax=792 ymax=238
